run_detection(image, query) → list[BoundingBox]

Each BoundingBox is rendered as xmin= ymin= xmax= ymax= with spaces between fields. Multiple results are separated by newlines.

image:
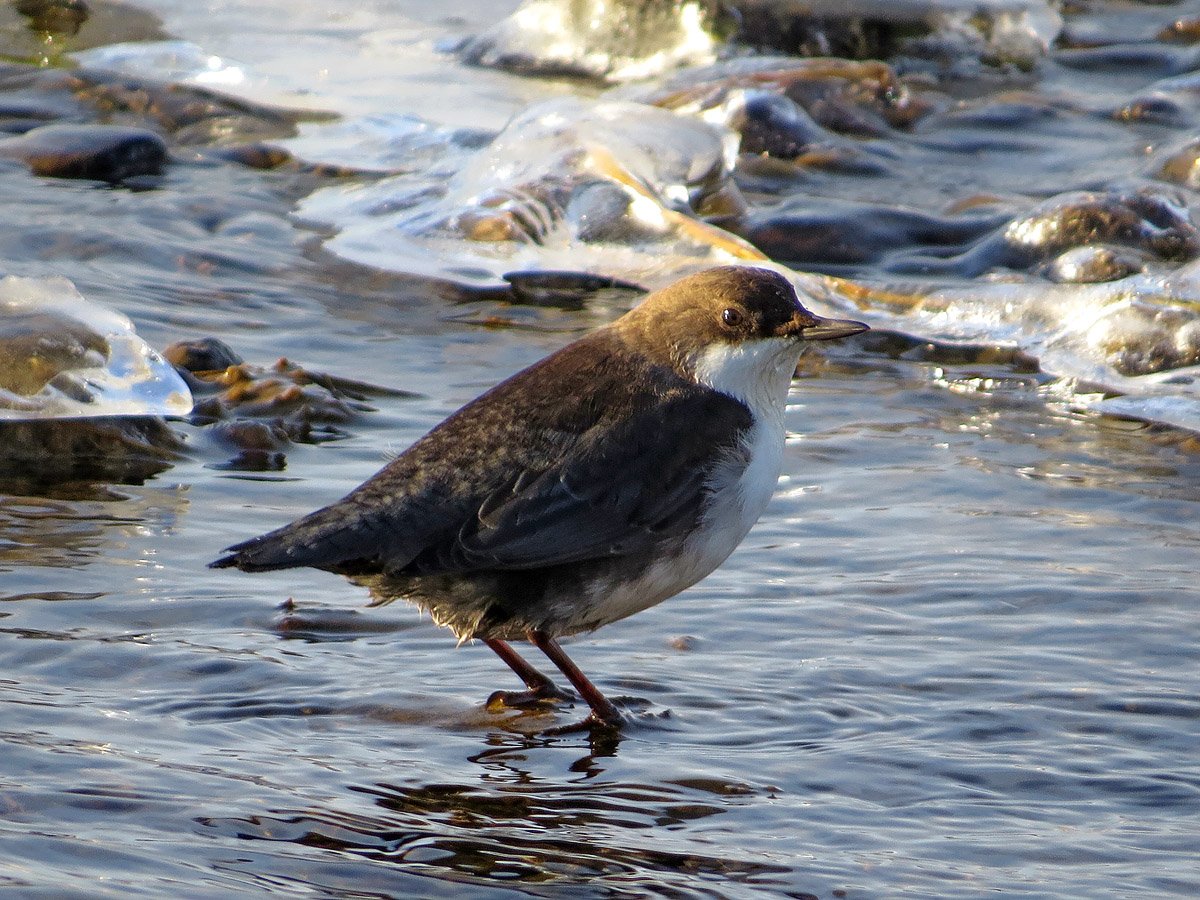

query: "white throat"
xmin=689 ymin=336 xmax=803 ymax=419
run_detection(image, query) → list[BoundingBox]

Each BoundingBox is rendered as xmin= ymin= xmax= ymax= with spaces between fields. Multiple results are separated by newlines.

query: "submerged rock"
xmin=819 ymin=263 xmax=1200 ymax=431
xmin=1153 ymin=137 xmax=1200 ymax=190
xmin=999 ymin=190 xmax=1199 ymax=270
xmin=0 ymin=275 xmax=190 ymax=420
xmin=298 ymin=99 xmax=761 ymax=288
xmin=0 ymin=275 xmax=191 ymax=482
xmin=741 ymin=198 xmax=1005 ymax=271
xmin=934 ymin=189 xmax=1200 ymax=280
xmin=1042 ymin=246 xmax=1148 ymax=285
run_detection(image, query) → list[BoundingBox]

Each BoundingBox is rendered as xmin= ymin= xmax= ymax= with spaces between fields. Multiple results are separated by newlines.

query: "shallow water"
xmin=3 ymin=1 xmax=1200 ymax=897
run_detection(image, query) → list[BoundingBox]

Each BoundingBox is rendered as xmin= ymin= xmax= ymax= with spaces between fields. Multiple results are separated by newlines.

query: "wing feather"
xmin=410 ymin=389 xmax=752 ymax=572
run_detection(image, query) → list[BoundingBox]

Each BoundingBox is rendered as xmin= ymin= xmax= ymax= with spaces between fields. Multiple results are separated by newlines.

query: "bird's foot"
xmin=486 ymin=682 xmax=576 ymax=712
xmin=541 ymin=708 xmax=627 ymax=735
xmin=541 ymin=696 xmax=669 ymax=735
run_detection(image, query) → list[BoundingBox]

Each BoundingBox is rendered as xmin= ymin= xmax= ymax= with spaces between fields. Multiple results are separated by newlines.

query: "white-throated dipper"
xmin=211 ymin=266 xmax=867 ymax=727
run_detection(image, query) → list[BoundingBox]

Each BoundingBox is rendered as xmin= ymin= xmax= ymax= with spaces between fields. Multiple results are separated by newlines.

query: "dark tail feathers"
xmin=208 ymin=502 xmax=393 ymax=574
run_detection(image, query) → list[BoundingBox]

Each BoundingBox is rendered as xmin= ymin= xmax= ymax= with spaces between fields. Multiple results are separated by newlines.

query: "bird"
xmin=211 ymin=266 xmax=867 ymax=728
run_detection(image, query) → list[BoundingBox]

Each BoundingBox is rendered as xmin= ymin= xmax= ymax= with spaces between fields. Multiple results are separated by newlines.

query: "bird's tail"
xmin=209 ymin=501 xmax=389 ymax=574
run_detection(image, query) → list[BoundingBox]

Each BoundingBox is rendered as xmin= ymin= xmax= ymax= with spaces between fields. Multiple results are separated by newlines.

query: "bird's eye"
xmin=721 ymin=307 xmax=744 ymax=328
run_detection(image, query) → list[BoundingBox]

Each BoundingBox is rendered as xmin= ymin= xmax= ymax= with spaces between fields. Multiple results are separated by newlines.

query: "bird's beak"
xmin=777 ymin=309 xmax=869 ymax=341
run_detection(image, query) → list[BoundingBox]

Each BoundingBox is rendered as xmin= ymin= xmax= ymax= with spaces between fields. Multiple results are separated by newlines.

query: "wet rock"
xmin=740 ymin=198 xmax=1005 ymax=271
xmin=1042 ymin=245 xmax=1147 ymax=284
xmin=0 ymin=122 xmax=166 ymax=180
xmin=0 ymin=0 xmax=165 ymax=65
xmin=830 ymin=263 xmax=1200 ymax=416
xmin=503 ymin=270 xmax=645 ymax=309
xmin=168 ymin=341 xmax=412 ymax=470
xmin=1088 ymin=303 xmax=1200 ymax=378
xmin=1158 ymin=17 xmax=1200 ymax=45
xmin=0 ymin=275 xmax=190 ymax=420
xmin=0 ymin=96 xmax=74 ymax=134
xmin=732 ymin=0 xmax=1060 ymax=71
xmin=206 ymin=420 xmax=289 ymax=471
xmin=879 ymin=188 xmax=1200 ymax=279
xmin=0 ymin=276 xmax=191 ymax=482
xmin=0 ymin=415 xmax=183 ymax=483
xmin=1058 ymin=2 xmax=1169 ymax=48
xmin=68 ymin=67 xmax=319 ymax=145
xmin=935 ymin=94 xmax=1071 ymax=132
xmin=206 ymin=142 xmax=294 ymax=170
xmin=1153 ymin=138 xmax=1200 ymax=190
xmin=184 ymin=360 xmax=366 ymax=430
xmin=859 ymin=329 xmax=1040 ymax=373
xmin=460 ymin=0 xmax=733 ymax=82
xmin=299 ymin=98 xmax=761 ymax=288
xmin=0 ymin=63 xmax=326 ymax=147
xmin=1112 ymin=91 xmax=1192 ymax=127
xmin=0 ymin=309 xmax=109 ymax=396
xmin=623 ymin=56 xmax=932 ymax=137
xmin=991 ymin=189 xmax=1200 ymax=271
xmin=163 ymin=336 xmax=243 ymax=372
xmin=1054 ymin=43 xmax=1200 ymax=78
xmin=1114 ymin=69 xmax=1200 ymax=129
xmin=729 ymin=91 xmax=831 ymax=159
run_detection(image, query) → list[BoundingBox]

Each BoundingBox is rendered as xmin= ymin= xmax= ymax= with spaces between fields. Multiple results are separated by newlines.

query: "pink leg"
xmin=528 ymin=630 xmax=622 ymax=727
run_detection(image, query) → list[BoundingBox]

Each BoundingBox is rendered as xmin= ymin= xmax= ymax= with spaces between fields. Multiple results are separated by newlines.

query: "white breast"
xmin=684 ymin=335 xmax=801 ymax=573
xmin=570 ymin=336 xmax=803 ymax=631
xmin=672 ymin=336 xmax=801 ymax=580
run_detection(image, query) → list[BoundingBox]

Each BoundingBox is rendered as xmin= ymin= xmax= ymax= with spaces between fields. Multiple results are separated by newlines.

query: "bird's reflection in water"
xmin=197 ymin=731 xmax=791 ymax=894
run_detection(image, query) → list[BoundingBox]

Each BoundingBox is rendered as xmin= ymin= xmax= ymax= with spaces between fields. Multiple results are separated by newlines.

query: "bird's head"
xmin=617 ymin=266 xmax=868 ymax=406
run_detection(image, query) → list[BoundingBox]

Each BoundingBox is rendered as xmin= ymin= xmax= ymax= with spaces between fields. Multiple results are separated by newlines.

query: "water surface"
xmin=2 ymin=1 xmax=1199 ymax=897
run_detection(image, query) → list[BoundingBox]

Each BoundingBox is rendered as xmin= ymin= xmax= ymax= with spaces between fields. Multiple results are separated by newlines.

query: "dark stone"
xmin=14 ymin=0 xmax=89 ymax=36
xmin=734 ymin=92 xmax=830 ymax=159
xmin=0 ymin=0 xmax=165 ymax=64
xmin=982 ymin=189 xmax=1200 ymax=273
xmin=0 ymin=122 xmax=167 ymax=181
xmin=800 ymin=189 xmax=1200 ymax=280
xmin=208 ymin=142 xmax=294 ymax=170
xmin=503 ymin=270 xmax=645 ymax=309
xmin=164 ymin=337 xmax=244 ymax=373
xmin=0 ymin=416 xmax=183 ymax=484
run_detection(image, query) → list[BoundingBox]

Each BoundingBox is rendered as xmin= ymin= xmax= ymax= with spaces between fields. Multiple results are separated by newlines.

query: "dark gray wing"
xmin=408 ymin=388 xmax=752 ymax=573
xmin=211 ymin=332 xmax=751 ymax=576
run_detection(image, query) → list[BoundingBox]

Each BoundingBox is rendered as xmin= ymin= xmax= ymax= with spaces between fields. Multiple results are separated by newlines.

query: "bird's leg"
xmin=528 ymin=630 xmax=623 ymax=727
xmin=484 ymin=637 xmax=575 ymax=709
